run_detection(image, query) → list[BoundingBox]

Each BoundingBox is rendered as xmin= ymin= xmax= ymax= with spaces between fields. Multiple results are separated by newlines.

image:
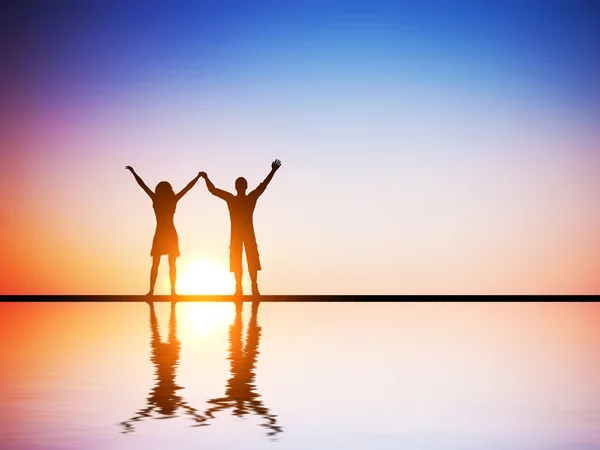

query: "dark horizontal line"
xmin=0 ymin=294 xmax=592 ymax=302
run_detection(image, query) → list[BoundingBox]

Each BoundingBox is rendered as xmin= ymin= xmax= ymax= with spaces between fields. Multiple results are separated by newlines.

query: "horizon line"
xmin=0 ymin=294 xmax=589 ymax=302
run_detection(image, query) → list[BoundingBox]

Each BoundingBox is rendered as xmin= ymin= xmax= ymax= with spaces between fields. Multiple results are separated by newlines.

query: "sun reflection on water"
xmin=179 ymin=302 xmax=235 ymax=337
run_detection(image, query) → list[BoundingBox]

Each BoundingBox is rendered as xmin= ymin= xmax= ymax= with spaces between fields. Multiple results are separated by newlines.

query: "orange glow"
xmin=179 ymin=303 xmax=234 ymax=336
xmin=170 ymin=258 xmax=232 ymax=295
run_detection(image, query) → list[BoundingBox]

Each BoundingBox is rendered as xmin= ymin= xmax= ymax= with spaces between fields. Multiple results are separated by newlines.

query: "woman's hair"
xmin=154 ymin=181 xmax=175 ymax=202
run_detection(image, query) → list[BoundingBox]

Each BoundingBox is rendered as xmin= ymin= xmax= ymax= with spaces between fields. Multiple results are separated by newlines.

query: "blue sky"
xmin=12 ymin=1 xmax=599 ymax=113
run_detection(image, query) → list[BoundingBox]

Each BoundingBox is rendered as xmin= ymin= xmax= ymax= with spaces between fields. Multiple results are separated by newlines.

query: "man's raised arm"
xmin=250 ymin=159 xmax=282 ymax=198
xmin=200 ymin=172 xmax=232 ymax=200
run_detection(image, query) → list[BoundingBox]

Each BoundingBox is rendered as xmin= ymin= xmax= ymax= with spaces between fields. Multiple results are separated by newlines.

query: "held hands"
xmin=271 ymin=159 xmax=282 ymax=171
xmin=199 ymin=171 xmax=207 ymax=179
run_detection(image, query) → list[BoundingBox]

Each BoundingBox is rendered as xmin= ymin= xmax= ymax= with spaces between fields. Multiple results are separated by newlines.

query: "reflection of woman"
xmin=120 ymin=303 xmax=206 ymax=433
xmin=126 ymin=166 xmax=201 ymax=295
xmin=204 ymin=300 xmax=282 ymax=437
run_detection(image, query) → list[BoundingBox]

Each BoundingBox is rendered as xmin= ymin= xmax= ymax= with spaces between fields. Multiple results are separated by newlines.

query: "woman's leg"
xmin=148 ymin=255 xmax=161 ymax=295
xmin=168 ymin=254 xmax=178 ymax=295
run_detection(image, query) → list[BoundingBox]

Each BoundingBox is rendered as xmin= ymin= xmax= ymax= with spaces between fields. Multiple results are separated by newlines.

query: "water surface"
xmin=1 ymin=301 xmax=598 ymax=449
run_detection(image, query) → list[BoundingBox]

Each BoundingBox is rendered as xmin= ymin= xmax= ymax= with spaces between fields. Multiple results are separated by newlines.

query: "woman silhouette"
xmin=126 ymin=166 xmax=201 ymax=296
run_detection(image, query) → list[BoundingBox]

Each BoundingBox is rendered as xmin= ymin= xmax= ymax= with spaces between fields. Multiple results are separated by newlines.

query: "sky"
xmin=1 ymin=0 xmax=599 ymax=294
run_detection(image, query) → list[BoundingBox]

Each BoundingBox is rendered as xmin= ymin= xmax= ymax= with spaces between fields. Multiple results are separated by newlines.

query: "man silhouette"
xmin=200 ymin=159 xmax=282 ymax=296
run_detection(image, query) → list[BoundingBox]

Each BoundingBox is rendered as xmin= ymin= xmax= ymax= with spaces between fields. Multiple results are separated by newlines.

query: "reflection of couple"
xmin=126 ymin=159 xmax=282 ymax=296
xmin=120 ymin=302 xmax=207 ymax=432
xmin=121 ymin=301 xmax=282 ymax=437
xmin=205 ymin=300 xmax=282 ymax=437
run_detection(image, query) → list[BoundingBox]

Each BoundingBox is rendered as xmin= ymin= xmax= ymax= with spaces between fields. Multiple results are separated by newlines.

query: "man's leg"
xmin=245 ymin=242 xmax=261 ymax=296
xmin=249 ymin=269 xmax=258 ymax=295
xmin=230 ymin=239 xmax=243 ymax=295
xmin=234 ymin=271 xmax=243 ymax=295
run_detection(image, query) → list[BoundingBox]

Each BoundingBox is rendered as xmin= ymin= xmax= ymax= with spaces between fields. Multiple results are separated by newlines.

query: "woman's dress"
xmin=150 ymin=198 xmax=180 ymax=257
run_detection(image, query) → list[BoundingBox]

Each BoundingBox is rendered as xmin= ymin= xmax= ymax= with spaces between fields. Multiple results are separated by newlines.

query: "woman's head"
xmin=155 ymin=181 xmax=175 ymax=200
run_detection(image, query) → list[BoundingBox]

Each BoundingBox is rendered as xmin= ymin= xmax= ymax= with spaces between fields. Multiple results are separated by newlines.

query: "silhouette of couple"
xmin=120 ymin=301 xmax=282 ymax=438
xmin=126 ymin=160 xmax=282 ymax=296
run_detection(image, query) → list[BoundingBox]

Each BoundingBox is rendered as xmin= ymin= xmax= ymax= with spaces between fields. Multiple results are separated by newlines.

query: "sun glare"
xmin=175 ymin=258 xmax=233 ymax=295
xmin=180 ymin=303 xmax=235 ymax=336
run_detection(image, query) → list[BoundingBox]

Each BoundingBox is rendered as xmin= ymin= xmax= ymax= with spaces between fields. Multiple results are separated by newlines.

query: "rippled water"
xmin=1 ymin=301 xmax=599 ymax=450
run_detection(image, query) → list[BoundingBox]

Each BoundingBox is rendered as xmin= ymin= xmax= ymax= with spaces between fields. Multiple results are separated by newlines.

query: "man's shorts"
xmin=229 ymin=239 xmax=261 ymax=273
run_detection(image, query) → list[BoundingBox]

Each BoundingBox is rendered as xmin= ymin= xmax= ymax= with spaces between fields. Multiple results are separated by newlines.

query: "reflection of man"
xmin=120 ymin=303 xmax=206 ymax=432
xmin=204 ymin=300 xmax=282 ymax=437
xmin=200 ymin=159 xmax=282 ymax=296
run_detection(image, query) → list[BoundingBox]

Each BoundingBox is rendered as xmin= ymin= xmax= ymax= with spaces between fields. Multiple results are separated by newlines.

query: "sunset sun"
xmin=175 ymin=258 xmax=233 ymax=295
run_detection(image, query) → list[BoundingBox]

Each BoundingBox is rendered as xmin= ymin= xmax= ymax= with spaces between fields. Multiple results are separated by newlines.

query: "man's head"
xmin=235 ymin=177 xmax=248 ymax=194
